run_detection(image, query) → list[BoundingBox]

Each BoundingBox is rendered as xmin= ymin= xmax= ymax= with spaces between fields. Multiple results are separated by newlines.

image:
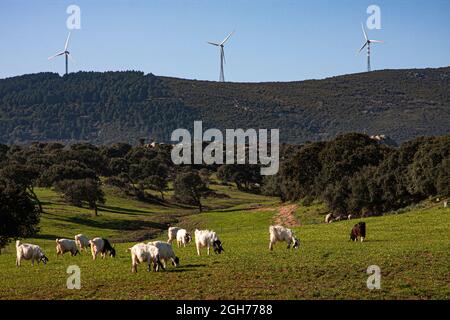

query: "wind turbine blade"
xmin=67 ymin=53 xmax=76 ymax=63
xmin=64 ymin=32 xmax=71 ymax=51
xmin=370 ymin=40 xmax=384 ymax=43
xmin=361 ymin=23 xmax=368 ymax=41
xmin=358 ymin=42 xmax=368 ymax=54
xmin=220 ymin=30 xmax=234 ymax=46
xmin=48 ymin=51 xmax=65 ymax=60
xmin=207 ymin=41 xmax=219 ymax=46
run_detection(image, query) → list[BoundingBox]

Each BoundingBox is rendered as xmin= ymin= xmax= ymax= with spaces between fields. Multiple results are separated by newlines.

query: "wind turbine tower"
xmin=48 ymin=32 xmax=74 ymax=75
xmin=207 ymin=31 xmax=234 ymax=82
xmin=358 ymin=24 xmax=383 ymax=72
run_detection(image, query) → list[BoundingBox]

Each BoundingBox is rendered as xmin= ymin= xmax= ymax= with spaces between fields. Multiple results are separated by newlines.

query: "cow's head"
xmin=109 ymin=247 xmax=116 ymax=258
xmin=172 ymin=256 xmax=180 ymax=267
xmin=40 ymin=254 xmax=49 ymax=265
xmin=292 ymin=237 xmax=300 ymax=249
xmin=358 ymin=222 xmax=366 ymax=238
xmin=185 ymin=233 xmax=192 ymax=243
xmin=213 ymin=240 xmax=224 ymax=254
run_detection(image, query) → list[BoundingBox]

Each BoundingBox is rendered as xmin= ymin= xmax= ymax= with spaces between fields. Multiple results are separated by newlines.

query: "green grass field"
xmin=0 ymin=184 xmax=449 ymax=300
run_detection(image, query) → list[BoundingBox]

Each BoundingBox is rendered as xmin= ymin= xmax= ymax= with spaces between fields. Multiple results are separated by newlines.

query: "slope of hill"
xmin=0 ymin=184 xmax=448 ymax=299
xmin=0 ymin=67 xmax=448 ymax=145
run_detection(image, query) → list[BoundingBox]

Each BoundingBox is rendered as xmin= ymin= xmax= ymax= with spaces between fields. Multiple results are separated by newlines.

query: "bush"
xmin=0 ymin=180 xmax=40 ymax=249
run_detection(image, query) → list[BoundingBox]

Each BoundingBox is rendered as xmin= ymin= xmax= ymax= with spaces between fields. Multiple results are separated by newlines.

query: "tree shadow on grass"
xmin=66 ymin=216 xmax=169 ymax=231
xmin=181 ymin=263 xmax=207 ymax=269
xmin=161 ymin=263 xmax=208 ymax=273
xmin=34 ymin=233 xmax=61 ymax=240
xmin=97 ymin=205 xmax=153 ymax=216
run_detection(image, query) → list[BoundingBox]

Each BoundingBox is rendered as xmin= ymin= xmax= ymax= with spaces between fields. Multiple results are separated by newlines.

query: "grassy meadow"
xmin=0 ymin=184 xmax=449 ymax=300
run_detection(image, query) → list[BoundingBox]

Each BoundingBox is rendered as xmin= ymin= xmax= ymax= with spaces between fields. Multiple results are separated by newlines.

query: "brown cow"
xmin=350 ymin=222 xmax=366 ymax=242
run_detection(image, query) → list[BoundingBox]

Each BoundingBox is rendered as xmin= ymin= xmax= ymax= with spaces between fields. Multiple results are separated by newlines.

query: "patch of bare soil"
xmin=274 ymin=204 xmax=300 ymax=227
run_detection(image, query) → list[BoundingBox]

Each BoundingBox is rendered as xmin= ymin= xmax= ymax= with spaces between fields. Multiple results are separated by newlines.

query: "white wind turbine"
xmin=358 ymin=23 xmax=383 ymax=72
xmin=207 ymin=31 xmax=234 ymax=82
xmin=48 ymin=32 xmax=75 ymax=75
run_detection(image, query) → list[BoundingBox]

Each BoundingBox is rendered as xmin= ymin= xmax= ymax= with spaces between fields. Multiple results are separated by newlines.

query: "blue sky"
xmin=0 ymin=0 xmax=449 ymax=82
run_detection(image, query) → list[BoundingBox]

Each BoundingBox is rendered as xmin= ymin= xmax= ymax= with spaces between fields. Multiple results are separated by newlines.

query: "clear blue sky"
xmin=1 ymin=0 xmax=449 ymax=82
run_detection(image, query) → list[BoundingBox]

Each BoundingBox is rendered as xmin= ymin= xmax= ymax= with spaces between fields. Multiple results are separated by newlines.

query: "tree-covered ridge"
xmin=0 ymin=67 xmax=449 ymax=145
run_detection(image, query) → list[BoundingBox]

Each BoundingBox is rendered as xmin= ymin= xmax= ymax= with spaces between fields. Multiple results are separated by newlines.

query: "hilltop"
xmin=0 ymin=67 xmax=449 ymax=145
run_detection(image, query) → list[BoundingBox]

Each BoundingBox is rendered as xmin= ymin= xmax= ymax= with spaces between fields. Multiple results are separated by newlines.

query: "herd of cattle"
xmin=14 ymin=222 xmax=367 ymax=272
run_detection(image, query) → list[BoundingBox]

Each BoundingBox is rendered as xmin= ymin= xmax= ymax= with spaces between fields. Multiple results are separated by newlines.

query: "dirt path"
xmin=274 ymin=204 xmax=300 ymax=227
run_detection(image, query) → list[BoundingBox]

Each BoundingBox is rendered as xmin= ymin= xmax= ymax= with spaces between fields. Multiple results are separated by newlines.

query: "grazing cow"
xmin=89 ymin=237 xmax=116 ymax=260
xmin=74 ymin=234 xmax=90 ymax=252
xmin=325 ymin=213 xmax=333 ymax=223
xmin=167 ymin=227 xmax=181 ymax=244
xmin=16 ymin=240 xmax=49 ymax=267
xmin=56 ymin=239 xmax=79 ymax=256
xmin=194 ymin=229 xmax=224 ymax=256
xmin=176 ymin=229 xmax=192 ymax=248
xmin=347 ymin=214 xmax=358 ymax=220
xmin=127 ymin=243 xmax=164 ymax=273
xmin=269 ymin=225 xmax=299 ymax=251
xmin=350 ymin=222 xmax=366 ymax=242
xmin=148 ymin=241 xmax=180 ymax=270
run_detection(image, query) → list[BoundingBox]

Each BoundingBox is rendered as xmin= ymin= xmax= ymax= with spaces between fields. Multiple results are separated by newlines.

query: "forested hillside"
xmin=0 ymin=67 xmax=448 ymax=145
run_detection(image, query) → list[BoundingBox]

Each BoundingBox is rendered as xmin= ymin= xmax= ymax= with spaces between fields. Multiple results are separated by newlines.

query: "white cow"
xmin=167 ymin=227 xmax=181 ymax=244
xmin=325 ymin=213 xmax=334 ymax=223
xmin=176 ymin=229 xmax=192 ymax=248
xmin=127 ymin=243 xmax=162 ymax=273
xmin=194 ymin=229 xmax=224 ymax=256
xmin=74 ymin=234 xmax=90 ymax=252
xmin=89 ymin=237 xmax=116 ymax=260
xmin=16 ymin=240 xmax=49 ymax=267
xmin=148 ymin=241 xmax=179 ymax=269
xmin=56 ymin=238 xmax=79 ymax=256
xmin=269 ymin=225 xmax=300 ymax=251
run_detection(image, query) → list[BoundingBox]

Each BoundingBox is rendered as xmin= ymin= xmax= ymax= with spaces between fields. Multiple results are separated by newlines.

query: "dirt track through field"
xmin=275 ymin=204 xmax=300 ymax=227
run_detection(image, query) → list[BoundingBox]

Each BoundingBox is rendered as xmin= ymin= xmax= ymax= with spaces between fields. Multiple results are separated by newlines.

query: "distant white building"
xmin=369 ymin=134 xmax=398 ymax=147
